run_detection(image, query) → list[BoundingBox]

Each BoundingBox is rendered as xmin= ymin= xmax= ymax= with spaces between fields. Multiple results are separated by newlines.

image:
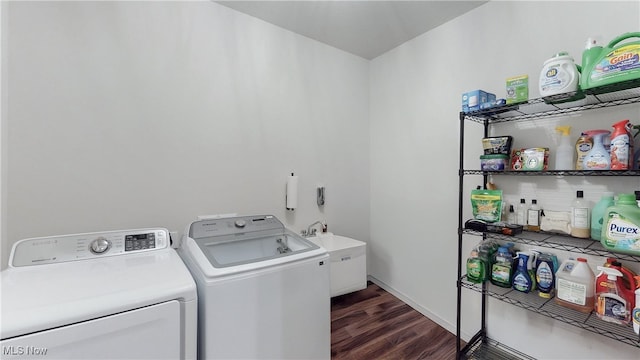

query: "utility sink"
xmin=307 ymin=232 xmax=367 ymax=297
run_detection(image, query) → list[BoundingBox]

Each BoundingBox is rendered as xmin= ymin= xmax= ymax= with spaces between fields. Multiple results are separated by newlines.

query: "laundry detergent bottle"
xmin=596 ymin=266 xmax=630 ymax=324
xmin=601 ymin=193 xmax=640 ymax=255
xmin=581 ymin=32 xmax=640 ymax=94
xmin=591 ymin=192 xmax=615 ymax=240
xmin=583 ymin=130 xmax=611 ymax=170
xmin=539 ymin=52 xmax=581 ymax=99
xmin=610 ymin=119 xmax=633 ymax=170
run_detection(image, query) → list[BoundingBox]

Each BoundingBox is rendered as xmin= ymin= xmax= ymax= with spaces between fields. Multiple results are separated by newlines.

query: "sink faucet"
xmin=302 ymin=221 xmax=326 ymax=237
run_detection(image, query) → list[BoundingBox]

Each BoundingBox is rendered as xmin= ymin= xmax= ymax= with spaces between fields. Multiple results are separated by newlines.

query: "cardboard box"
xmin=462 ymin=90 xmax=496 ymax=112
xmin=506 ymin=75 xmax=529 ymax=104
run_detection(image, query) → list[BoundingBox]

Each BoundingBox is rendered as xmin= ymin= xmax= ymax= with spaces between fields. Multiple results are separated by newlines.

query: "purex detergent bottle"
xmin=601 ymin=193 xmax=640 ymax=256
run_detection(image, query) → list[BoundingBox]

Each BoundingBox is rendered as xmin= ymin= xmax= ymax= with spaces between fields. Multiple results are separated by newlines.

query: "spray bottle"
xmin=610 ymin=119 xmax=633 ymax=170
xmin=513 ymin=252 xmax=536 ymax=293
xmin=554 ymin=126 xmax=573 ymax=170
xmin=583 ymin=130 xmax=611 ymax=170
xmin=596 ymin=266 xmax=630 ymax=324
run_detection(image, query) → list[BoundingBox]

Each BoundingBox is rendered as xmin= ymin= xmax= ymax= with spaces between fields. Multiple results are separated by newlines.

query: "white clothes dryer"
xmin=0 ymin=228 xmax=197 ymax=360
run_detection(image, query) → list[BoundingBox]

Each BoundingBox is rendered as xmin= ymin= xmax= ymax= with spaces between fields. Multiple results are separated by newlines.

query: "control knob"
xmin=234 ymin=220 xmax=247 ymax=228
xmin=90 ymin=237 xmax=111 ymax=254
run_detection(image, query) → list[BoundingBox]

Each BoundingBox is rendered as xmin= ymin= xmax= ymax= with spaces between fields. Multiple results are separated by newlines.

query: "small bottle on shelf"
xmin=571 ymin=190 xmax=590 ymax=238
xmin=527 ymin=199 xmax=542 ymax=232
xmin=507 ymin=205 xmax=516 ymax=224
xmin=516 ymin=198 xmax=527 ymax=227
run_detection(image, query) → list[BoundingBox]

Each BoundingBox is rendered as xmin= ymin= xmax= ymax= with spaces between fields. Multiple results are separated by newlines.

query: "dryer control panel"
xmin=9 ymin=228 xmax=169 ymax=267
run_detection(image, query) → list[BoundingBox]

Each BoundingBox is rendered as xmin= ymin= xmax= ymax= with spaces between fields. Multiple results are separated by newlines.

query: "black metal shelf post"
xmin=455 ymin=85 xmax=640 ymax=359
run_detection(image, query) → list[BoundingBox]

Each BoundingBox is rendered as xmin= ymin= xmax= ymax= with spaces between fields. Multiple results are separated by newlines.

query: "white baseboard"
xmin=367 ymin=275 xmax=473 ymax=342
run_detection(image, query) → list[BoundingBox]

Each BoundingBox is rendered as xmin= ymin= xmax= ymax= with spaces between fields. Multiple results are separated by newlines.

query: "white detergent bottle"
xmin=596 ymin=266 xmax=630 ymax=325
xmin=539 ymin=52 xmax=580 ymax=98
xmin=555 ymin=258 xmax=595 ymax=313
xmin=554 ymin=126 xmax=573 ymax=170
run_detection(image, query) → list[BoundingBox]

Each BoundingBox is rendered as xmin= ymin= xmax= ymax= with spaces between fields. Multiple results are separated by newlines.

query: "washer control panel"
xmin=9 ymin=228 xmax=169 ymax=267
xmin=189 ymin=215 xmax=282 ymax=239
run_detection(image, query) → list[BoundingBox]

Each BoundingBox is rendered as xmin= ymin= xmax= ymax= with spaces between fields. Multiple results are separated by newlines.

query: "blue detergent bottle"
xmin=513 ymin=252 xmax=535 ymax=293
xmin=536 ymin=252 xmax=558 ymax=298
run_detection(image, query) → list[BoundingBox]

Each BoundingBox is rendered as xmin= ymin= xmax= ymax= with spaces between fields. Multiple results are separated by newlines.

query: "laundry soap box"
xmin=462 ymin=90 xmax=496 ymax=113
xmin=506 ymin=75 xmax=529 ymax=104
xmin=482 ymin=136 xmax=513 ymax=155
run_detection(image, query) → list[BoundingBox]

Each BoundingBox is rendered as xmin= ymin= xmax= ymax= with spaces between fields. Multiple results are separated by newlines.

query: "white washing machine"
xmin=0 ymin=228 xmax=197 ymax=360
xmin=178 ymin=215 xmax=330 ymax=360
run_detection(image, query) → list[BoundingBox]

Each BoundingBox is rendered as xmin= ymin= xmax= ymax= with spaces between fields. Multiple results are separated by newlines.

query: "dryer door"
xmin=1 ymin=300 xmax=181 ymax=360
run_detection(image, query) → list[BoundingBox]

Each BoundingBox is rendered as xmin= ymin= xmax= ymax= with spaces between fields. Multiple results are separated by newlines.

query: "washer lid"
xmin=195 ymin=229 xmax=322 ymax=267
xmin=1 ymin=245 xmax=196 ymax=339
xmin=181 ymin=215 xmax=328 ymax=277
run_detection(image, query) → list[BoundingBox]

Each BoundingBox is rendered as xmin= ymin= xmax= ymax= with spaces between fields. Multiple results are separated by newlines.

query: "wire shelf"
xmin=462 ymin=169 xmax=640 ymax=176
xmin=462 ymin=87 xmax=640 ymax=124
xmin=462 ymin=229 xmax=640 ymax=262
xmin=457 ymin=79 xmax=640 ymax=359
xmin=461 ymin=335 xmax=536 ymax=360
xmin=460 ymin=278 xmax=640 ymax=348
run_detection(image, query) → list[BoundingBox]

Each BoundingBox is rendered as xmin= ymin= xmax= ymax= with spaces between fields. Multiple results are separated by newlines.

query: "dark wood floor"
xmin=330 ymin=281 xmax=458 ymax=360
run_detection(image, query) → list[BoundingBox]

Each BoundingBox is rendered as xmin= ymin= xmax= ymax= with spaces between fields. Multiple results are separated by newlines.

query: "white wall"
xmin=370 ymin=1 xmax=639 ymax=359
xmin=0 ymin=1 xmax=5 ymax=267
xmin=1 ymin=1 xmax=370 ymax=268
xmin=3 ymin=1 xmax=640 ymax=358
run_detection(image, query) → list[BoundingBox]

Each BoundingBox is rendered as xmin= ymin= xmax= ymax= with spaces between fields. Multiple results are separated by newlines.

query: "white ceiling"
xmin=216 ymin=1 xmax=488 ymax=60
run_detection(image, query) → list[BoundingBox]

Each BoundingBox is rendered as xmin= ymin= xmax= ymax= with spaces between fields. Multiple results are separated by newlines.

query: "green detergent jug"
xmin=601 ymin=194 xmax=640 ymax=256
xmin=581 ymin=33 xmax=640 ymax=94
